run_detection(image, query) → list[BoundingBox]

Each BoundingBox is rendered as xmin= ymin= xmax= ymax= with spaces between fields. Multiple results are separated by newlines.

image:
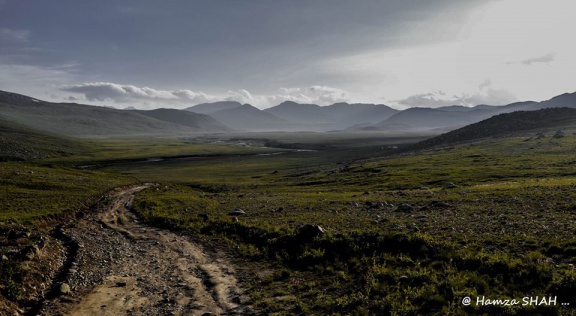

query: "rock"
xmin=431 ymin=201 xmax=451 ymax=208
xmin=376 ymin=201 xmax=385 ymax=208
xmin=297 ymin=224 xmax=325 ymax=240
xmin=443 ymin=182 xmax=457 ymax=189
xmin=60 ymin=283 xmax=71 ymax=294
xmin=1 ymin=255 xmax=8 ymax=261
xmin=198 ymin=213 xmax=210 ymax=221
xmin=228 ymin=208 xmax=246 ymax=216
xmin=419 ymin=186 xmax=430 ymax=190
xmin=396 ymin=203 xmax=414 ymax=212
xmin=115 ymin=282 xmax=127 ymax=287
xmin=536 ymin=132 xmax=546 ymax=139
xmin=553 ymin=130 xmax=565 ymax=138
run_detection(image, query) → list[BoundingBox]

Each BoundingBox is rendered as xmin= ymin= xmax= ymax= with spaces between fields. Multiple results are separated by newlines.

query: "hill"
xmin=409 ymin=107 xmax=576 ymax=150
xmin=134 ymin=108 xmax=230 ymax=132
xmin=0 ymin=117 xmax=81 ymax=161
xmin=364 ymin=93 xmax=575 ymax=132
xmin=265 ymin=101 xmax=398 ymax=130
xmin=371 ymin=107 xmax=485 ymax=131
xmin=208 ymin=104 xmax=291 ymax=131
xmin=186 ymin=101 xmax=243 ymax=114
xmin=0 ymin=90 xmax=229 ymax=137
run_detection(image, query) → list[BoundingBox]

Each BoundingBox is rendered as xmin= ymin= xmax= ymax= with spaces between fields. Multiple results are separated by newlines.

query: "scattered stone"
xmin=198 ymin=213 xmax=210 ymax=221
xmin=115 ymin=282 xmax=127 ymax=287
xmin=536 ymin=132 xmax=546 ymax=139
xmin=1 ymin=254 xmax=8 ymax=261
xmin=419 ymin=186 xmax=430 ymax=190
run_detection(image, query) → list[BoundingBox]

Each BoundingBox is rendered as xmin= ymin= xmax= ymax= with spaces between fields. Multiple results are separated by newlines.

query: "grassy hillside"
xmin=410 ymin=107 xmax=576 ymax=151
xmin=0 ymin=118 xmax=83 ymax=161
xmin=133 ymin=108 xmax=230 ymax=132
xmin=0 ymin=90 xmax=228 ymax=137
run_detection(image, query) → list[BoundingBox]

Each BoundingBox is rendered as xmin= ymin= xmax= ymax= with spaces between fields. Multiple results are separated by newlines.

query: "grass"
xmin=123 ymin=132 xmax=576 ymax=315
xmin=0 ymin=162 xmax=134 ymax=222
xmin=4 ymin=126 xmax=576 ymax=314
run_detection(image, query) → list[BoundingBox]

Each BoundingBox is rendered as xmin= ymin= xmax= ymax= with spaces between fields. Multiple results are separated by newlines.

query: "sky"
xmin=0 ymin=0 xmax=575 ymax=110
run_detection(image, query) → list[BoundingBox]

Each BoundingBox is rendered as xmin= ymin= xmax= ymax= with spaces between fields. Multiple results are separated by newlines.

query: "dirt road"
xmin=39 ymin=185 xmax=251 ymax=316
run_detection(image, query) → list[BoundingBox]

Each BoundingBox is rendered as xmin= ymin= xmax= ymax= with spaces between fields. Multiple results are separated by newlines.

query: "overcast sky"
xmin=1 ymin=0 xmax=575 ymax=109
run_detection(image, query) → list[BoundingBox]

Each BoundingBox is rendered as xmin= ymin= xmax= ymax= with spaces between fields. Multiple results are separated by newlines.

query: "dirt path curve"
xmin=39 ymin=185 xmax=251 ymax=316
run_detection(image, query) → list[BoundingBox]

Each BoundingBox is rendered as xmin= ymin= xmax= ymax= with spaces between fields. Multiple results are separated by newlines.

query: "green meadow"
xmin=3 ymin=130 xmax=576 ymax=315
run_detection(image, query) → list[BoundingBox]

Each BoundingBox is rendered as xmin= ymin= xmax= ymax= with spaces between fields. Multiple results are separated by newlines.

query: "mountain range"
xmin=1 ymin=89 xmax=575 ymax=136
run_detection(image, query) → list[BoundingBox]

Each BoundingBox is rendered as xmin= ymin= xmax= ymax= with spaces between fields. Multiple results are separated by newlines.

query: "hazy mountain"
xmin=325 ymin=102 xmax=398 ymax=124
xmin=186 ymin=101 xmax=243 ymax=114
xmin=362 ymin=92 xmax=576 ymax=132
xmin=264 ymin=101 xmax=398 ymax=130
xmin=370 ymin=107 xmax=483 ymax=131
xmin=0 ymin=90 xmax=229 ymax=137
xmin=208 ymin=104 xmax=291 ymax=131
xmin=538 ymin=92 xmax=576 ymax=109
xmin=435 ymin=105 xmax=472 ymax=112
xmin=409 ymin=107 xmax=576 ymax=151
xmin=264 ymin=101 xmax=324 ymax=124
xmin=134 ymin=108 xmax=229 ymax=131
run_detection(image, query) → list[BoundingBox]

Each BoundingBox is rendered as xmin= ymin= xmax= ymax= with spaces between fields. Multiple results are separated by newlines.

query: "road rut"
xmin=39 ymin=185 xmax=251 ymax=316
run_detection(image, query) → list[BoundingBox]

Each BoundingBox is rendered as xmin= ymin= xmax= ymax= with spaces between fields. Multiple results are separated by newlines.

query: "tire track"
xmin=39 ymin=185 xmax=251 ymax=316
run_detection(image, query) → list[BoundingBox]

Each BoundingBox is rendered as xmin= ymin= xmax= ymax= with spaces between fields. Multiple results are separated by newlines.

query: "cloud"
xmin=60 ymin=82 xmax=351 ymax=109
xmin=60 ymin=82 xmax=217 ymax=106
xmin=0 ymin=28 xmax=31 ymax=42
xmin=263 ymin=86 xmax=350 ymax=106
xmin=507 ymin=53 xmax=555 ymax=65
xmin=396 ymin=81 xmax=516 ymax=108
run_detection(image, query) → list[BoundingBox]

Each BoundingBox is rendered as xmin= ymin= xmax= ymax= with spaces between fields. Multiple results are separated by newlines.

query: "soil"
xmin=37 ymin=185 xmax=252 ymax=316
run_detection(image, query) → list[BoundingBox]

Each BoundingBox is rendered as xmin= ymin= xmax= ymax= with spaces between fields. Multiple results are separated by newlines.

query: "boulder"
xmin=297 ymin=224 xmax=325 ymax=240
xmin=228 ymin=208 xmax=246 ymax=216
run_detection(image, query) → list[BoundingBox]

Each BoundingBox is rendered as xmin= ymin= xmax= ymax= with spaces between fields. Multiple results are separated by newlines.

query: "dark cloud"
xmin=1 ymin=1 xmax=488 ymax=90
